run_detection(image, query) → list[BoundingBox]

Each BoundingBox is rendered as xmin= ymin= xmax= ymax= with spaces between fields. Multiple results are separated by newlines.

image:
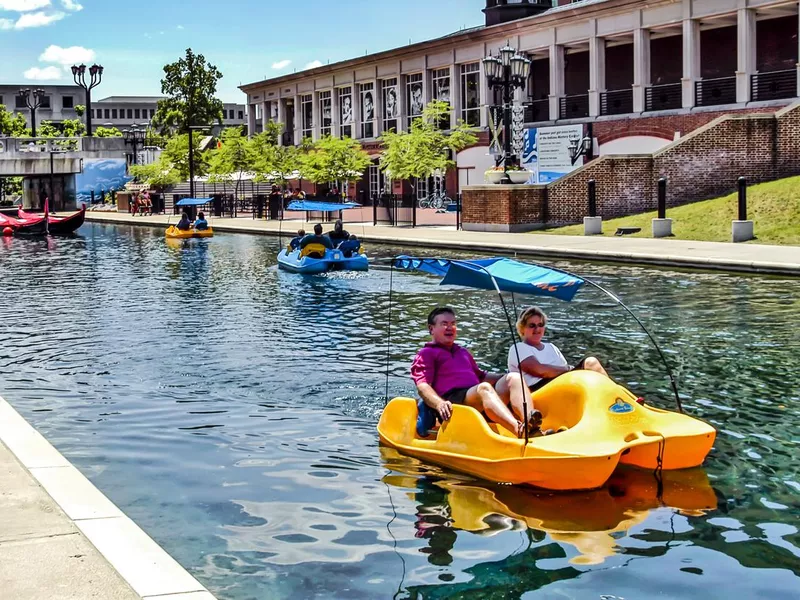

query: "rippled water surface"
xmin=1 ymin=223 xmax=798 ymax=599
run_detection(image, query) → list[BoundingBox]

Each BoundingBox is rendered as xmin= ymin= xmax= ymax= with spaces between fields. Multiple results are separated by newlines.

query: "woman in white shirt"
xmin=508 ymin=306 xmax=608 ymax=393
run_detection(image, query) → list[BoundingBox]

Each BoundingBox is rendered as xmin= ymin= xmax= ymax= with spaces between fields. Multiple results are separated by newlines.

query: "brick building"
xmin=239 ymin=0 xmax=800 ymax=222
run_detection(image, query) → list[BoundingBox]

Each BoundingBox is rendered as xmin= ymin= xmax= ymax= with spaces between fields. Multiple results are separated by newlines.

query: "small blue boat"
xmin=277 ymin=199 xmax=369 ymax=274
xmin=278 ymin=245 xmax=369 ymax=274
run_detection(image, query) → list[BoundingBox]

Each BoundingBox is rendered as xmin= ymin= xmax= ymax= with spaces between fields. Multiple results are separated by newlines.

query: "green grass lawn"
xmin=535 ymin=176 xmax=800 ymax=245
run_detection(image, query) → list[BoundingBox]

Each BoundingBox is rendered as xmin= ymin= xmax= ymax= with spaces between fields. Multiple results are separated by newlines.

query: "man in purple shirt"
xmin=410 ymin=306 xmax=536 ymax=438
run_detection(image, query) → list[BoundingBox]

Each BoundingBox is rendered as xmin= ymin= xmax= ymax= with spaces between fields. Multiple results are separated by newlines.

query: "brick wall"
xmin=462 ymin=185 xmax=547 ymax=231
xmin=463 ymin=102 xmax=800 ymax=228
xmin=593 ymin=105 xmax=785 ymax=144
xmin=547 ymin=156 xmax=654 ymax=222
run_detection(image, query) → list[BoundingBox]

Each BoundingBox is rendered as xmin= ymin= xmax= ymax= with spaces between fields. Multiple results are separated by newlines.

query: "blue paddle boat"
xmin=277 ymin=200 xmax=368 ymax=274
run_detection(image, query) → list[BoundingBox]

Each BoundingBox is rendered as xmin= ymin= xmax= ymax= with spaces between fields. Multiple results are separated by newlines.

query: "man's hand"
xmin=436 ymin=400 xmax=453 ymax=421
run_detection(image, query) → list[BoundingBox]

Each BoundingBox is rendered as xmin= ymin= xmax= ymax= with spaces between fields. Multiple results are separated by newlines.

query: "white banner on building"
xmin=521 ymin=124 xmax=584 ymax=184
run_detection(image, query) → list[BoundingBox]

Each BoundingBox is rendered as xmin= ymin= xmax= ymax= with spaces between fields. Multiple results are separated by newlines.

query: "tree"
xmin=129 ymin=156 xmax=180 ymax=188
xmin=379 ymin=100 xmax=477 ymax=183
xmin=152 ymin=48 xmax=224 ymax=134
xmin=0 ymin=105 xmax=29 ymax=137
xmin=94 ymin=126 xmax=123 ymax=137
xmin=207 ymin=127 xmax=252 ymax=198
xmin=301 ymin=135 xmax=371 ymax=195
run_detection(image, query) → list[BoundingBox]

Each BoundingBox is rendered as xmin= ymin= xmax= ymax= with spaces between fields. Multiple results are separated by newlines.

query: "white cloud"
xmin=0 ymin=18 xmax=14 ymax=29
xmin=60 ymin=0 xmax=82 ymax=10
xmin=14 ymin=10 xmax=64 ymax=28
xmin=39 ymin=44 xmax=95 ymax=65
xmin=24 ymin=65 xmax=62 ymax=80
xmin=304 ymin=60 xmax=323 ymax=70
xmin=0 ymin=0 xmax=51 ymax=11
xmin=272 ymin=59 xmax=291 ymax=70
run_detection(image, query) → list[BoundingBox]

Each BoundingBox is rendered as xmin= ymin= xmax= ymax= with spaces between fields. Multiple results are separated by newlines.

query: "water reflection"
xmin=382 ymin=448 xmax=716 ymax=567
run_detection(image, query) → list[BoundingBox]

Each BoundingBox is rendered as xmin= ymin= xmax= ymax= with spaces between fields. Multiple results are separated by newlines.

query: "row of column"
xmin=245 ymin=5 xmax=800 ymax=137
xmin=249 ymin=64 xmax=479 ymax=144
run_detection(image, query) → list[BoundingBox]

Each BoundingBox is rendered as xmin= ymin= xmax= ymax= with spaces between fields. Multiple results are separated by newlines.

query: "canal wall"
xmin=0 ymin=396 xmax=217 ymax=600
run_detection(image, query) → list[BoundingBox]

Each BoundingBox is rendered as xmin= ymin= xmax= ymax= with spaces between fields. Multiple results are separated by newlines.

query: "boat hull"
xmin=18 ymin=207 xmax=86 ymax=235
xmin=377 ymin=370 xmax=715 ymax=491
xmin=165 ymin=226 xmax=214 ymax=239
xmin=277 ymin=248 xmax=369 ymax=274
xmin=0 ymin=213 xmax=48 ymax=236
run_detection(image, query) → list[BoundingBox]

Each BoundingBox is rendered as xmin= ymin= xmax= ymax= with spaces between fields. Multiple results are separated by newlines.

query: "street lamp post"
xmin=482 ymin=44 xmax=531 ymax=183
xmin=188 ymin=125 xmax=210 ymax=199
xmin=17 ymin=88 xmax=46 ymax=137
xmin=123 ymin=126 xmax=146 ymax=165
xmin=71 ymin=64 xmax=104 ymax=137
xmin=568 ymin=122 xmax=594 ymax=165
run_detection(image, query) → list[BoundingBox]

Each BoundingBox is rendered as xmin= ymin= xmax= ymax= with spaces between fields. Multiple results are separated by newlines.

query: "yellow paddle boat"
xmin=167 ymin=197 xmax=214 ymax=239
xmin=378 ymin=257 xmax=716 ymax=491
xmin=165 ymin=225 xmax=214 ymax=239
xmin=378 ymin=370 xmax=715 ymax=491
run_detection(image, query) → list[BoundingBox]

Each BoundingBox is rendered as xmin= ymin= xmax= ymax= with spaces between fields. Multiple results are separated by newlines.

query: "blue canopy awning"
xmin=176 ymin=197 xmax=213 ymax=207
xmin=393 ymin=257 xmax=584 ymax=302
xmin=286 ymin=200 xmax=362 ymax=212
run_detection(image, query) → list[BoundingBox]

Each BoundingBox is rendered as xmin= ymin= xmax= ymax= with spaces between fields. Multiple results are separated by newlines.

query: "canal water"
xmin=0 ymin=223 xmax=798 ymax=599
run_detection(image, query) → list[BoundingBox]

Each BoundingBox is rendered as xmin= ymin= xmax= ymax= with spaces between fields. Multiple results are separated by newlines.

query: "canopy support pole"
xmin=384 ymin=262 xmax=394 ymax=405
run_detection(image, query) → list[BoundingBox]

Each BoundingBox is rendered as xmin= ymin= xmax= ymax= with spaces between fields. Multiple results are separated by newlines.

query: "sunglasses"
xmin=527 ymin=322 xmax=545 ymax=329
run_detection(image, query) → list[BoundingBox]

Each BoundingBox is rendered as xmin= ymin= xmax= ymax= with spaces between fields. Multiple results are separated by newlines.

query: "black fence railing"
xmin=524 ymin=99 xmax=550 ymax=123
xmin=559 ymin=94 xmax=589 ymax=119
xmin=645 ymin=82 xmax=682 ymax=112
xmin=751 ymin=69 xmax=798 ymax=102
xmin=366 ymin=193 xmax=461 ymax=229
xmin=600 ymin=89 xmax=633 ymax=116
xmin=695 ymin=76 xmax=737 ymax=107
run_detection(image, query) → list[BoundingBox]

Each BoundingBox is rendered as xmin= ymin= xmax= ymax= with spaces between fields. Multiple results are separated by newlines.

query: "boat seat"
xmin=299 ymin=243 xmax=327 ymax=259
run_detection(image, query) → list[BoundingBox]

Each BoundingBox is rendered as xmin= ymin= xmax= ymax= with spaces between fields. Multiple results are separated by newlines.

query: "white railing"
xmin=0 ymin=137 xmax=83 ymax=155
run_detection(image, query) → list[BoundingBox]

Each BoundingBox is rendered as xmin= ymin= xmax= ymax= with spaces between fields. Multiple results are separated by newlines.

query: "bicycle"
xmin=418 ymin=191 xmax=451 ymax=210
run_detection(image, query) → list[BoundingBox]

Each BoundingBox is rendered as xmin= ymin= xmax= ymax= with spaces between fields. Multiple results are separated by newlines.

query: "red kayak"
xmin=0 ymin=212 xmax=48 ymax=236
xmin=17 ymin=205 xmax=86 ymax=235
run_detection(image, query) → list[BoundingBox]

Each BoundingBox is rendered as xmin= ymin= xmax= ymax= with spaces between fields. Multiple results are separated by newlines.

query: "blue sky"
xmin=0 ymin=0 xmax=486 ymax=103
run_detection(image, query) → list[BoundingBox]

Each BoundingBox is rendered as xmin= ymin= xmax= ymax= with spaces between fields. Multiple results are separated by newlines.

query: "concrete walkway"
xmin=0 ymin=397 xmax=215 ymax=600
xmin=85 ymin=211 xmax=800 ymax=276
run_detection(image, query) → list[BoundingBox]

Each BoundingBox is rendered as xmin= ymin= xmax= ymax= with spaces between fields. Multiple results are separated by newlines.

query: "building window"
xmin=238 ymin=110 xmax=243 ymax=120
xmin=229 ymin=109 xmax=234 ymax=119
xmin=368 ymin=164 xmax=383 ymax=198
xmin=148 ymin=109 xmax=154 ymax=118
xmin=381 ymin=78 xmax=398 ymax=133
xmin=406 ymin=73 xmax=423 ymax=128
xmin=134 ymin=109 xmax=140 ymax=119
xmin=125 ymin=109 xmax=132 ymax=119
xmin=460 ymin=63 xmax=480 ymax=127
xmin=431 ymin=67 xmax=451 ymax=129
xmin=360 ymin=83 xmax=375 ymax=139
xmin=319 ymin=90 xmax=332 ymax=137
xmin=63 ymin=96 xmax=74 ymax=109
xmin=111 ymin=108 xmax=118 ymax=119
xmin=39 ymin=96 xmax=51 ymax=109
xmin=300 ymin=94 xmax=313 ymax=138
xmin=338 ymin=86 xmax=353 ymax=138
xmin=15 ymin=95 xmax=27 ymax=109
xmin=104 ymin=108 xmax=110 ymax=119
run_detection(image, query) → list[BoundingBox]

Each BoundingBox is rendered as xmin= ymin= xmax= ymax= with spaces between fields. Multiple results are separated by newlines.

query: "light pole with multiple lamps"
xmin=17 ymin=88 xmax=45 ymax=137
xmin=568 ymin=122 xmax=594 ymax=165
xmin=71 ymin=63 xmax=104 ymax=136
xmin=483 ymin=43 xmax=531 ymax=183
xmin=188 ymin=125 xmax=210 ymax=199
xmin=123 ymin=126 xmax=147 ymax=165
